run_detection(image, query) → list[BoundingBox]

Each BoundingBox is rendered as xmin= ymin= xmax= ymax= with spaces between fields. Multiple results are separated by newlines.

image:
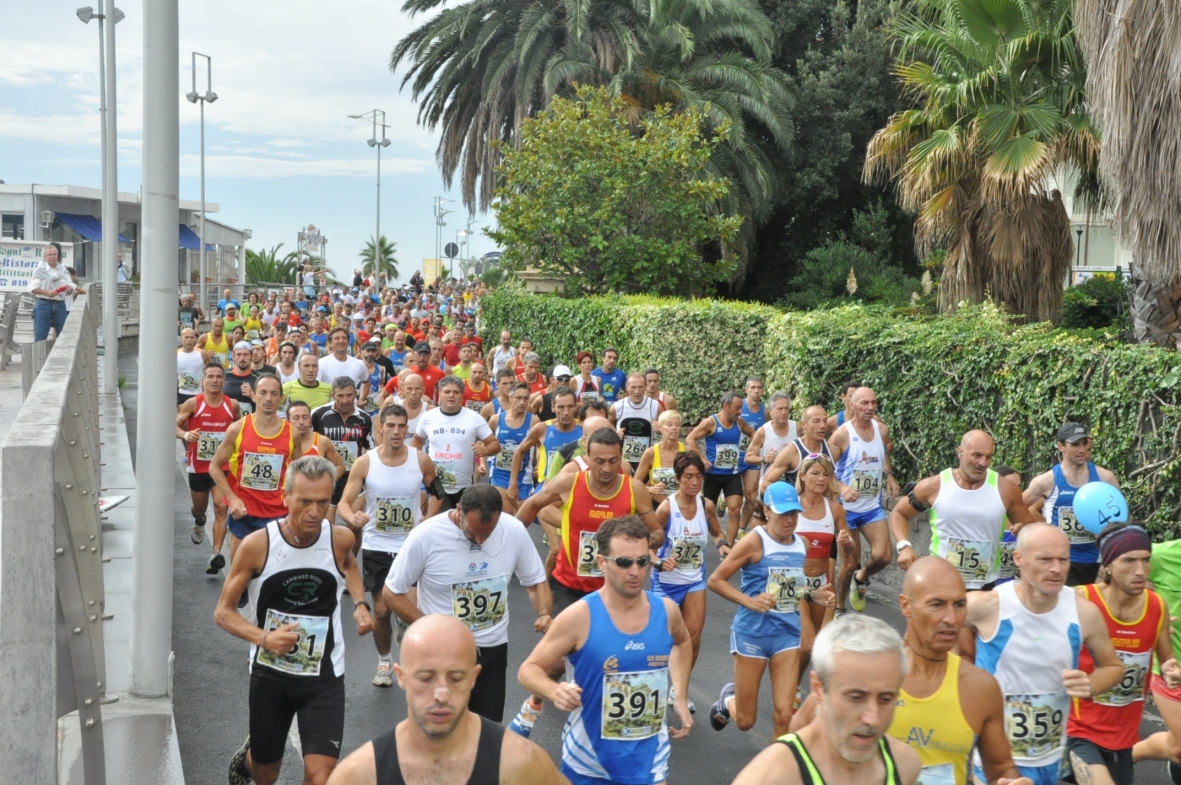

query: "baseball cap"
xmin=317 ymin=305 xmax=329 ymax=313
xmin=763 ymin=482 xmax=803 ymax=514
xmin=552 ymin=364 xmax=573 ymax=378
xmin=250 ymin=339 xmax=264 ymax=348
xmin=362 ymin=339 xmax=381 ymax=350
xmin=287 ymin=327 xmax=301 ymax=335
xmin=413 ymin=343 xmax=431 ymax=354
xmin=1056 ymin=422 xmax=1091 ymax=444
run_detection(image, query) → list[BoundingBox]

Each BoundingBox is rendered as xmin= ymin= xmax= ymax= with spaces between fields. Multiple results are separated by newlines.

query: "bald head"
xmin=400 ymin=614 xmax=477 ymax=669
xmin=852 ymin=387 xmax=877 ymax=404
xmin=960 ymin=430 xmax=994 ymax=451
xmin=1016 ymin=521 xmax=1068 ymax=555
xmin=900 ymin=557 xmax=967 ymax=654
xmin=581 ymin=415 xmax=612 ymax=436
xmin=902 ymin=556 xmax=965 ymax=598
xmin=803 ymin=404 xmax=826 ymax=420
xmin=958 ymin=430 xmax=996 ymax=482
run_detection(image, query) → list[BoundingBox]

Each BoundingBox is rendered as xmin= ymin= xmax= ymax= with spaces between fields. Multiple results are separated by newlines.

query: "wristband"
xmin=717 ymin=539 xmax=730 ymax=550
xmin=895 ymin=539 xmax=912 ymax=553
xmin=537 ymin=612 xmax=551 ymax=618
xmin=355 ymin=600 xmax=371 ymax=611
xmin=803 ymin=591 xmax=814 ymax=604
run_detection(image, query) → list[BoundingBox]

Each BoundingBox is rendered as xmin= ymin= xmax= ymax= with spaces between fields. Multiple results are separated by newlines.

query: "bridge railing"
xmin=0 ymin=295 xmax=106 ymax=785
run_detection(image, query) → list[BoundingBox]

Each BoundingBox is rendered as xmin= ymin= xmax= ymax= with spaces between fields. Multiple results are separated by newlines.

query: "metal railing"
xmin=88 ymin=281 xmax=140 ymax=338
xmin=1 ymin=295 xmax=105 ymax=784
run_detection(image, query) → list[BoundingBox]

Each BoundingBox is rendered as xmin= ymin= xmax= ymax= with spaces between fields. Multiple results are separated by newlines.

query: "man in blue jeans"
xmin=30 ymin=242 xmax=77 ymax=341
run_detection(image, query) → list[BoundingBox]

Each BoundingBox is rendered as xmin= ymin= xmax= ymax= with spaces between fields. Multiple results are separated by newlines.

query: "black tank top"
xmin=784 ymin=438 xmax=832 ymax=487
xmin=373 ymin=715 xmax=504 ymax=785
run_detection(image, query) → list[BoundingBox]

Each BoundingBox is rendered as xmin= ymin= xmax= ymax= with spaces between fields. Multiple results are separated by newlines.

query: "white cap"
xmin=552 ymin=364 xmax=573 ymax=378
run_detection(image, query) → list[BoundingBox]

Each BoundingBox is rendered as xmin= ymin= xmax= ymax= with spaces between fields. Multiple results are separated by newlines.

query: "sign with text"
xmin=0 ymin=241 xmax=75 ymax=292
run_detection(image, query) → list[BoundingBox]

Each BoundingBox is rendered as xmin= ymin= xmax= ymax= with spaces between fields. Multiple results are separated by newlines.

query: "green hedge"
xmin=483 ymin=291 xmax=1181 ymax=533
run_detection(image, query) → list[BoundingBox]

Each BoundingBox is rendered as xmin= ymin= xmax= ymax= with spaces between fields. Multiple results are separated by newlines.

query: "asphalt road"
xmin=116 ymin=354 xmax=1175 ymax=784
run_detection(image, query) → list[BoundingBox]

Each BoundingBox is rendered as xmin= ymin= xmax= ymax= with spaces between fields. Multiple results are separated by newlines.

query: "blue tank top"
xmin=705 ymin=414 xmax=742 ymax=476
xmin=539 ymin=422 xmax=583 ymax=479
xmin=739 ymin=400 xmax=765 ymax=471
xmin=491 ymin=412 xmax=533 ymax=487
xmin=732 ymin=527 xmax=807 ymax=637
xmin=836 ymin=409 xmax=846 ymax=427
xmin=1046 ymin=462 xmax=1102 ymax=564
xmin=492 ymin=398 xmax=504 ymax=416
xmin=364 ymin=366 xmax=383 ymax=414
xmin=562 ymin=591 xmax=672 ymax=785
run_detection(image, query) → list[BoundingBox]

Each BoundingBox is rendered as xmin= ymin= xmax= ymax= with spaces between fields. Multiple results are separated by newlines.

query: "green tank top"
xmin=1150 ymin=540 xmax=1181 ymax=676
xmin=777 ymin=732 xmax=902 ymax=785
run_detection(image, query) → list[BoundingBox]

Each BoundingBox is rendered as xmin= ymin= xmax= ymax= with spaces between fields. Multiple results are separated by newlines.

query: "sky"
xmin=0 ymin=0 xmax=498 ymax=283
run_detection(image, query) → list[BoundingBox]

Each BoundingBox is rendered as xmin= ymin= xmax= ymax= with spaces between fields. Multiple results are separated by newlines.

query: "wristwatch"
xmin=895 ymin=540 xmax=912 ymax=553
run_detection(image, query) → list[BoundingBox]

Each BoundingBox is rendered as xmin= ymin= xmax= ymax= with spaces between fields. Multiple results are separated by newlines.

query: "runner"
xmin=707 ymin=482 xmax=833 ymax=739
xmin=386 ymin=344 xmax=445 ymax=403
xmin=337 ymin=404 xmax=438 ymax=688
xmin=325 ymin=615 xmax=566 ymax=785
xmin=312 ymin=377 xmax=374 ymax=529
xmin=411 ymin=376 xmax=500 ymax=513
xmin=199 ymin=315 xmax=231 ymax=370
xmin=891 ymin=430 xmax=1041 ymax=589
xmin=518 ymin=515 xmax=694 ymax=784
xmin=824 ymin=381 xmax=861 ymax=433
xmin=286 ymin=400 xmax=345 ymax=476
xmin=517 ymin=352 xmax=548 ymax=397
xmin=397 ymin=373 xmax=432 ymax=435
xmin=383 ymin=485 xmax=551 ymax=722
xmin=829 ymin=387 xmax=899 ymax=613
xmin=590 ymin=347 xmax=627 ymax=404
xmin=176 ymin=363 xmax=240 ymax=572
xmin=480 ymin=367 xmax=517 ymax=422
xmin=966 ymin=523 xmax=1123 ymax=785
xmin=1133 ymin=537 xmax=1181 ymax=779
xmin=177 ymin=328 xmax=205 ymax=407
xmin=358 ymin=341 xmax=387 ymax=416
xmin=652 ymin=452 xmax=729 ymax=709
xmin=530 ymin=364 xmax=572 ymax=422
xmin=319 ymin=327 xmax=371 ymax=402
xmin=1067 ymin=523 xmax=1180 ymax=785
xmin=644 ymin=368 xmax=677 ymax=412
xmin=687 ymin=392 xmax=754 ymax=544
xmin=283 ymin=353 xmax=334 ymax=413
xmin=486 ymin=330 xmax=516 ymax=375
xmin=488 ymin=383 xmax=535 ymax=514
xmin=509 ymin=387 xmax=582 ymax=508
xmin=572 ymin=351 xmax=601 ymax=403
xmin=793 ymin=454 xmax=851 ymax=667
xmin=273 ymin=341 xmax=300 ymax=386
xmin=760 ymin=405 xmax=831 ymax=493
xmin=222 ymin=341 xmax=261 ymax=416
xmin=729 ymin=615 xmax=921 ymax=785
xmin=738 ymin=377 xmax=768 ymax=534
xmin=208 ymin=374 xmax=299 ymax=564
xmin=611 ymin=373 xmax=662 ymax=473
xmin=635 ymin=409 xmax=685 ymax=505
xmin=509 ymin=430 xmax=659 ymax=738
xmin=744 ymin=391 xmax=797 ymax=493
xmin=462 ymin=362 xmax=492 ymax=414
xmin=993 ymin=465 xmax=1024 ymax=587
xmin=215 ymin=456 xmax=373 ymax=785
xmin=1023 ymin=423 xmax=1121 ymax=586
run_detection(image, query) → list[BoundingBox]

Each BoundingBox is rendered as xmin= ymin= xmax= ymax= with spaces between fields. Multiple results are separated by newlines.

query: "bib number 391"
xmin=577 ymin=530 xmax=603 ymax=577
xmin=601 ymin=669 xmax=668 ymax=740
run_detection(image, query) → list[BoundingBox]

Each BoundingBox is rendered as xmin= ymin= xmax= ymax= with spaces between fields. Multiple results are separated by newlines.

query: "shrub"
xmin=1062 ymin=275 xmax=1130 ymax=330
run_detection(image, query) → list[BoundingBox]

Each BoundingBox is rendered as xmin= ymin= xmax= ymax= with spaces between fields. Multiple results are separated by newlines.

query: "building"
xmin=0 ymin=183 xmax=248 ymax=283
xmin=1048 ymin=171 xmax=1130 ymax=283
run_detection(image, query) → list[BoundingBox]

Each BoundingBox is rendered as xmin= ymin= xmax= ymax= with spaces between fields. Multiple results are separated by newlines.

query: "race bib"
xmin=434 ymin=459 xmax=458 ymax=490
xmin=714 ymin=444 xmax=739 ymax=472
xmin=246 ymin=329 xmax=261 ymax=340
xmin=623 ymin=435 xmax=648 ymax=462
xmin=495 ymin=443 xmax=516 ymax=472
xmin=577 ymin=530 xmax=603 ymax=577
xmin=601 ymin=669 xmax=668 ymax=740
xmin=915 ymin=764 xmax=956 ymax=785
xmin=1095 ymin=650 xmax=1151 ymax=707
xmin=256 ymin=608 xmax=329 ymax=676
xmin=242 ymin=452 xmax=283 ymax=491
xmin=333 ymin=440 xmax=359 ymax=471
xmin=212 ymin=352 xmax=228 ymax=369
xmin=944 ymin=537 xmax=993 ymax=584
xmin=1004 ymin=691 xmax=1068 ymax=760
xmin=363 ymin=394 xmax=379 ymax=412
xmin=374 ymin=496 xmax=416 ymax=534
xmin=580 ymin=389 xmax=601 ymax=402
xmin=804 ymin=574 xmax=828 ymax=592
xmin=998 ymin=539 xmax=1018 ymax=579
xmin=178 ymin=372 xmax=200 ymax=390
xmin=451 ymin=575 xmax=508 ymax=632
xmin=196 ymin=431 xmax=226 ymax=462
xmin=465 ymin=399 xmax=484 ymax=413
xmin=1057 ymin=507 xmax=1095 ymax=544
xmin=851 ymin=469 xmax=881 ymax=500
xmin=651 ymin=467 xmax=677 ymax=491
xmin=738 ymin=433 xmax=751 ymax=456
xmin=671 ymin=535 xmax=707 ymax=571
xmin=767 ymin=566 xmax=804 ymax=614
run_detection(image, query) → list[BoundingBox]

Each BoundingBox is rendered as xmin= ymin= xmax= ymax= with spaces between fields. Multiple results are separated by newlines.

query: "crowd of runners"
xmin=174 ymin=275 xmax=1181 ymax=785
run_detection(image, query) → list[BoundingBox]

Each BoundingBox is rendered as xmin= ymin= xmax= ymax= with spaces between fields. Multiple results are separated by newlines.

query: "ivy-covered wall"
xmin=483 ymin=291 xmax=1181 ymax=532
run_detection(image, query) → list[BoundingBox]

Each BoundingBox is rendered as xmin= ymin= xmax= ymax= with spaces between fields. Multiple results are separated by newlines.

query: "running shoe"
xmin=834 ymin=607 xmax=847 ymax=618
xmin=735 ymin=528 xmax=748 ymax=542
xmin=669 ymin=686 xmax=696 ymax=714
xmin=1170 ymin=760 xmax=1181 ymax=785
xmin=508 ymin=696 xmax=544 ymax=738
xmin=237 ymin=590 xmax=249 ymax=610
xmin=228 ymin=735 xmax=251 ymax=785
xmin=191 ymin=525 xmax=206 ymax=545
xmin=850 ymin=574 xmax=868 ymax=612
xmin=709 ymin=683 xmax=734 ymax=731
xmin=394 ymin=616 xmax=408 ymax=646
xmin=206 ymin=553 xmax=226 ymax=575
xmin=373 ymin=660 xmax=394 ymax=688
xmin=792 ymin=688 xmax=802 ymax=712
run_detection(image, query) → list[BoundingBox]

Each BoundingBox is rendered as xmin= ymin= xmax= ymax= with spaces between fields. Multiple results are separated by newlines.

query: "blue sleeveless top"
xmin=705 ymin=414 xmax=743 ymax=476
xmin=1047 ymin=462 xmax=1101 ymax=564
xmin=732 ymin=527 xmax=807 ymax=637
xmin=739 ymin=399 xmax=765 ymax=472
xmin=491 ymin=412 xmax=533 ymax=487
xmin=562 ymin=591 xmax=672 ymax=785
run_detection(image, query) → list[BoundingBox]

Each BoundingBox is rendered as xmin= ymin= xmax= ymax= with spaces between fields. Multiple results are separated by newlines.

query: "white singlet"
xmin=362 ymin=448 xmax=425 ymax=554
xmin=834 ymin=420 xmax=886 ymax=513
xmin=177 ymin=347 xmax=205 ymax=397
xmin=929 ymin=468 xmax=1006 ymax=589
xmin=757 ymin=420 xmax=798 ymax=476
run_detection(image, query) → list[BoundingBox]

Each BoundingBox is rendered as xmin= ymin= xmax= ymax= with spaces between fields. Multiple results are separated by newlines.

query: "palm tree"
xmin=1076 ymin=0 xmax=1181 ymax=346
xmin=359 ymin=236 xmax=400 ymax=282
xmin=864 ymin=0 xmax=1098 ymax=323
xmin=245 ymin=243 xmax=302 ymax=285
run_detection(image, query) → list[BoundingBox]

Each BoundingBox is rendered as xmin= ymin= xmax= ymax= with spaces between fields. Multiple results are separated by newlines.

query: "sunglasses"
xmin=602 ymin=555 xmax=652 ymax=569
xmin=557 ymin=376 xmax=572 ymax=382
xmin=804 ymin=453 xmax=833 ymax=464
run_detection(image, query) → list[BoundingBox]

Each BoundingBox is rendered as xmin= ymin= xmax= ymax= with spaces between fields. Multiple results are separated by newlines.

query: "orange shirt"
xmin=554 ymin=471 xmax=637 ymax=592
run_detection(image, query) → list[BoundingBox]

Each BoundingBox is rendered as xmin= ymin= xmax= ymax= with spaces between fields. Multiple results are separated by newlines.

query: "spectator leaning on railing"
xmin=30 ymin=241 xmax=77 ymax=341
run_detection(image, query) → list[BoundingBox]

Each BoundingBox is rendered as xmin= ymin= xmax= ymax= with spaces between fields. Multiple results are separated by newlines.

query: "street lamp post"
xmin=349 ymin=111 xmax=390 ymax=287
xmin=187 ymin=53 xmax=217 ymax=316
xmin=77 ymin=2 xmax=124 ymax=393
xmin=433 ymin=196 xmax=453 ymax=279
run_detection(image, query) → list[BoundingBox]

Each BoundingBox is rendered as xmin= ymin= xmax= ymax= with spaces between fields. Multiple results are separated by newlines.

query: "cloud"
xmin=179 ymin=152 xmax=433 ymax=179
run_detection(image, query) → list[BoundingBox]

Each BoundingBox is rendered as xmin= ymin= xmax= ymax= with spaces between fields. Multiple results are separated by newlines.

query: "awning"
xmin=56 ymin=212 xmax=130 ymax=243
xmin=178 ymin=224 xmax=215 ymax=251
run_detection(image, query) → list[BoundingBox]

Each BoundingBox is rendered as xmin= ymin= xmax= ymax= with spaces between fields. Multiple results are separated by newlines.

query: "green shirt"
xmin=282 ymin=379 xmax=333 ymax=411
xmin=1151 ymin=540 xmax=1181 ymax=675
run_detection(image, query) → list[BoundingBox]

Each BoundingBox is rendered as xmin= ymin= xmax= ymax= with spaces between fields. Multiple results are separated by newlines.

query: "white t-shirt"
xmin=318 ymin=353 xmax=369 ymax=388
xmin=415 ymin=406 xmax=494 ymax=491
xmin=385 ymin=512 xmax=546 ymax=647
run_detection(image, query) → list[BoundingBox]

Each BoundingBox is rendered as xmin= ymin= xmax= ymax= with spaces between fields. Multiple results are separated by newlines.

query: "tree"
xmin=864 ymin=0 xmax=1098 ymax=323
xmin=487 ymin=86 xmax=742 ymax=296
xmin=1076 ymin=0 xmax=1181 ymax=346
xmin=245 ymin=243 xmax=301 ymax=285
xmin=359 ymin=236 xmax=399 ymax=281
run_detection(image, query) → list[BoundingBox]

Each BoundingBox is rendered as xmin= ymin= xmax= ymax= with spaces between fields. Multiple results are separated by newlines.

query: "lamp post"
xmin=349 ymin=111 xmax=390 ymax=286
xmin=433 ymin=196 xmax=453 ymax=279
xmin=77 ymin=2 xmax=123 ymax=393
xmin=186 ymin=52 xmax=216 ymax=316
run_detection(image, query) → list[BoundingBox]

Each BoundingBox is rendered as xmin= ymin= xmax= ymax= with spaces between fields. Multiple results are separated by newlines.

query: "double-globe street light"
xmin=349 ymin=110 xmax=391 ymax=287
xmin=186 ymin=52 xmax=217 ymax=316
xmin=77 ymin=2 xmax=123 ymax=392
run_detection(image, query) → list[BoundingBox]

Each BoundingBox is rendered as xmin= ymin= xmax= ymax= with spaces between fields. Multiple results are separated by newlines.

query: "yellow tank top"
xmin=651 ymin=441 xmax=685 ymax=468
xmin=887 ymin=652 xmax=975 ymax=785
xmin=201 ymin=333 xmax=231 ymax=369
